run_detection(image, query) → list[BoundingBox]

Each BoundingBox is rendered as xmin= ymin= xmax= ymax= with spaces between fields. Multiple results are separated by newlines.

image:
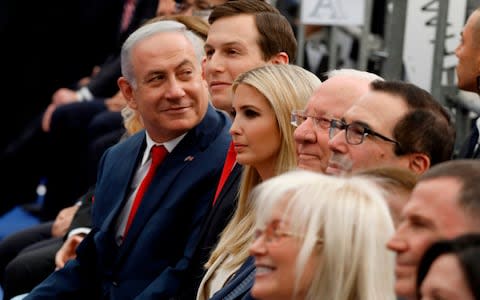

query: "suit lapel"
xmin=116 ymin=128 xmax=202 ymax=261
xmin=214 ymin=164 xmax=242 ymax=207
xmin=207 ymin=164 xmax=241 ymax=222
xmin=101 ymin=134 xmax=146 ymax=232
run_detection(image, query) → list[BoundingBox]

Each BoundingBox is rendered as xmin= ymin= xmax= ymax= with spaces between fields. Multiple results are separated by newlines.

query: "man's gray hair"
xmin=121 ymin=20 xmax=206 ymax=88
xmin=326 ymin=68 xmax=384 ymax=82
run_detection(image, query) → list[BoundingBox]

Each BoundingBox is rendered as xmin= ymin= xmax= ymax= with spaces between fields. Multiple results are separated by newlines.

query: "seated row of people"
xmin=3 ymin=1 xmax=480 ymax=300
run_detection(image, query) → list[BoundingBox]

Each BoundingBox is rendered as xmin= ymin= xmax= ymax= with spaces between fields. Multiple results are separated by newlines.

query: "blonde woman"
xmin=249 ymin=170 xmax=396 ymax=300
xmin=196 ymin=64 xmax=321 ymax=300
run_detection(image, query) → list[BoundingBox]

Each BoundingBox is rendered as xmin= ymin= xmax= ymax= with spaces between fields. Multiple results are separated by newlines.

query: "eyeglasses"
xmin=253 ymin=223 xmax=323 ymax=246
xmin=254 ymin=225 xmax=297 ymax=245
xmin=291 ymin=110 xmax=331 ymax=131
xmin=329 ymin=119 xmax=401 ymax=146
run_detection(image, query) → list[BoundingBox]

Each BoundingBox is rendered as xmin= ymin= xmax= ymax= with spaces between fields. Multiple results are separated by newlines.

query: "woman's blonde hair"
xmin=122 ymin=106 xmax=144 ymax=136
xmin=252 ymin=170 xmax=396 ymax=300
xmin=206 ymin=64 xmax=321 ymax=269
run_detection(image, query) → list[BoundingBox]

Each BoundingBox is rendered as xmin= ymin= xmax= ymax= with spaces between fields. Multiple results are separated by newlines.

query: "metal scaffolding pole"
xmin=381 ymin=0 xmax=408 ymax=80
xmin=430 ymin=0 xmax=450 ymax=106
xmin=357 ymin=0 xmax=374 ymax=70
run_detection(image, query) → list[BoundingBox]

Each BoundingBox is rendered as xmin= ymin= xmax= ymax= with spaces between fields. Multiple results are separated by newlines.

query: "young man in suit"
xmin=25 ymin=20 xmax=231 ymax=299
xmin=177 ymin=1 xmax=297 ymax=299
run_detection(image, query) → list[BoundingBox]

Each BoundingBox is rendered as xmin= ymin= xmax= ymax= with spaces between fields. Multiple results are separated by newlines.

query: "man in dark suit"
xmin=36 ymin=0 xmax=162 ymax=219
xmin=176 ymin=1 xmax=297 ymax=299
xmin=25 ymin=20 xmax=231 ymax=299
xmin=0 ymin=189 xmax=93 ymax=300
xmin=0 ymin=0 xmax=162 ymax=220
xmin=454 ymin=7 xmax=480 ymax=159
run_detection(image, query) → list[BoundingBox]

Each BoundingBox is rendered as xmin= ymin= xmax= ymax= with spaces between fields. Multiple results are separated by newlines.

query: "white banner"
xmin=403 ymin=0 xmax=467 ymax=91
xmin=300 ymin=0 xmax=365 ymax=26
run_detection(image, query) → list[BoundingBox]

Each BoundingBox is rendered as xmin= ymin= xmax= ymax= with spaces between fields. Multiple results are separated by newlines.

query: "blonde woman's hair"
xmin=206 ymin=64 xmax=321 ymax=270
xmin=252 ymin=170 xmax=396 ymax=300
xmin=122 ymin=106 xmax=144 ymax=136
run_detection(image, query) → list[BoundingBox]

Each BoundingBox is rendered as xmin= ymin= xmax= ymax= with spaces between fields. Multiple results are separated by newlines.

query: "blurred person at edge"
xmin=387 ymin=160 xmax=480 ymax=300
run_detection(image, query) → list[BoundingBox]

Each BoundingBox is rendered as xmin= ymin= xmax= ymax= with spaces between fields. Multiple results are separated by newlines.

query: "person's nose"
xmin=454 ymin=43 xmax=461 ymax=58
xmin=328 ymin=130 xmax=348 ymax=154
xmin=165 ymin=77 xmax=186 ymax=99
xmin=229 ymin=116 xmax=241 ymax=136
xmin=294 ymin=120 xmax=317 ymax=144
xmin=206 ymin=52 xmax=225 ymax=74
xmin=249 ymin=233 xmax=268 ymax=256
xmin=386 ymin=228 xmax=409 ymax=253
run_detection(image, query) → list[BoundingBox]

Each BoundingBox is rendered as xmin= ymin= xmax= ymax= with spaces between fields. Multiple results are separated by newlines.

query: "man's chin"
xmin=210 ymin=94 xmax=231 ymax=112
xmin=325 ymin=165 xmax=345 ymax=176
xmin=395 ymin=278 xmax=416 ymax=300
xmin=297 ymin=161 xmax=325 ymax=173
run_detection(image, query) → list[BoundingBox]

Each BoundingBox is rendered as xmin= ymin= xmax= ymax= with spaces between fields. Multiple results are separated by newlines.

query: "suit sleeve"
xmin=86 ymin=55 xmax=122 ymax=98
xmin=67 ymin=186 xmax=95 ymax=232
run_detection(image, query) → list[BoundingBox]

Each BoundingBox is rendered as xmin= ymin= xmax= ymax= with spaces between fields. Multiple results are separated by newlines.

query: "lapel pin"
xmin=184 ymin=156 xmax=194 ymax=162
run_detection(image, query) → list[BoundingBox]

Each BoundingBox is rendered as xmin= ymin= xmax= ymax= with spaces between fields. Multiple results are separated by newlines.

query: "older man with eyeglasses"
xmin=326 ymin=80 xmax=455 ymax=176
xmin=292 ymin=68 xmax=383 ymax=173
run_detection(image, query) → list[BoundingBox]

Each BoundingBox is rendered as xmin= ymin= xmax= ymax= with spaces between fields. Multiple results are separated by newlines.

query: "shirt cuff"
xmin=68 ymin=227 xmax=91 ymax=238
xmin=76 ymin=87 xmax=94 ymax=102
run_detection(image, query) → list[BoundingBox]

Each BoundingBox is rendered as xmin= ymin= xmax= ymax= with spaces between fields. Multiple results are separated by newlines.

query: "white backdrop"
xmin=403 ymin=0 xmax=467 ymax=91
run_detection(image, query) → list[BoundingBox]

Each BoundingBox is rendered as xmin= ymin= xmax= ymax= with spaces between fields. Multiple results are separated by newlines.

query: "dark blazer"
xmin=177 ymin=163 xmax=242 ymax=299
xmin=209 ymin=256 xmax=256 ymax=300
xmin=87 ymin=0 xmax=159 ymax=98
xmin=457 ymin=120 xmax=480 ymax=159
xmin=66 ymin=186 xmax=96 ymax=235
xmin=26 ymin=105 xmax=231 ymax=299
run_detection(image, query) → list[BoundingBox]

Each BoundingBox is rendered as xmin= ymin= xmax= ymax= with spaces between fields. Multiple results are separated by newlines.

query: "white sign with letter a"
xmin=300 ymin=0 xmax=365 ymax=26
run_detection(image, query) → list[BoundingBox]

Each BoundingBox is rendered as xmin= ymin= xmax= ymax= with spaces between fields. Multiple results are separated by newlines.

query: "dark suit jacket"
xmin=26 ymin=105 xmax=231 ymax=299
xmin=177 ymin=163 xmax=242 ymax=299
xmin=209 ymin=256 xmax=256 ymax=300
xmin=86 ymin=0 xmax=158 ymax=98
xmin=457 ymin=120 xmax=480 ymax=159
xmin=66 ymin=186 xmax=96 ymax=235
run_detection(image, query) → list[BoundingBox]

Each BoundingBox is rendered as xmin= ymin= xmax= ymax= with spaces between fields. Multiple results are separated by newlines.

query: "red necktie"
xmin=124 ymin=145 xmax=167 ymax=237
xmin=120 ymin=0 xmax=136 ymax=33
xmin=212 ymin=142 xmax=237 ymax=206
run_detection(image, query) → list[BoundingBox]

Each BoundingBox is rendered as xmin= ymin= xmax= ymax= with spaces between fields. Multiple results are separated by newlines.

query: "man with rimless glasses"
xmin=327 ymin=80 xmax=455 ymax=176
xmin=292 ymin=69 xmax=383 ymax=173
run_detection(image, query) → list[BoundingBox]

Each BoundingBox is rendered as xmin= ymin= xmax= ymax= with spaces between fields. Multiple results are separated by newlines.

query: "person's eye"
xmin=205 ymin=49 xmax=214 ymax=58
xmin=317 ymin=117 xmax=331 ymax=129
xmin=226 ymin=48 xmax=240 ymax=56
xmin=253 ymin=229 xmax=263 ymax=240
xmin=331 ymin=120 xmax=343 ymax=129
xmin=298 ymin=115 xmax=307 ymax=123
xmin=148 ymin=74 xmax=165 ymax=83
xmin=409 ymin=217 xmax=429 ymax=230
xmin=244 ymin=109 xmax=259 ymax=118
xmin=350 ymin=124 xmax=366 ymax=136
xmin=178 ymin=69 xmax=194 ymax=80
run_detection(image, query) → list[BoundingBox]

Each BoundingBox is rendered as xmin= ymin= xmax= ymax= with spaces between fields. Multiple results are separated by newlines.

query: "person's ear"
xmin=118 ymin=77 xmax=137 ymax=109
xmin=269 ymin=52 xmax=289 ymax=65
xmin=201 ymin=56 xmax=207 ymax=80
xmin=407 ymin=153 xmax=430 ymax=175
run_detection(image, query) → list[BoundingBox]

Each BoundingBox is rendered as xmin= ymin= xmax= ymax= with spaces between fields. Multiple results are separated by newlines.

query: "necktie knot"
xmin=151 ymin=145 xmax=168 ymax=167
